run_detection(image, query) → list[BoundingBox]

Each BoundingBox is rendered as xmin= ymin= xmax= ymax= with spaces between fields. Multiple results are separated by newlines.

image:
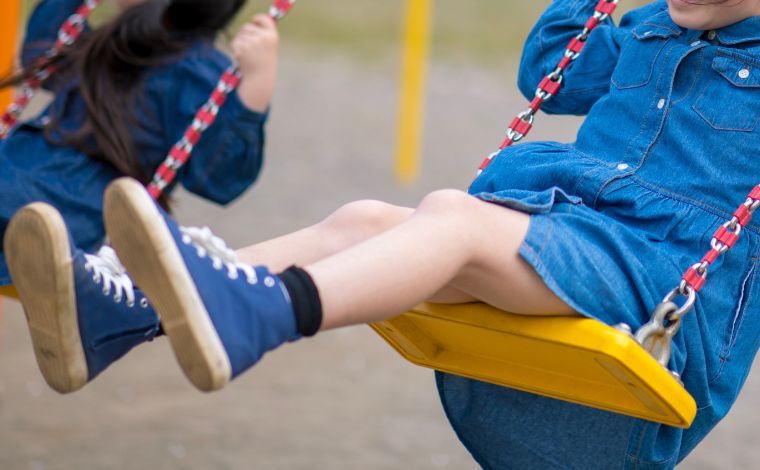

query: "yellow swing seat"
xmin=371 ymin=302 xmax=697 ymax=428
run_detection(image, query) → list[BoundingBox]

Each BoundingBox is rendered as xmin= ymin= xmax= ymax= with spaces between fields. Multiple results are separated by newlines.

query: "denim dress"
xmin=442 ymin=1 xmax=760 ymax=468
xmin=0 ymin=0 xmax=268 ymax=285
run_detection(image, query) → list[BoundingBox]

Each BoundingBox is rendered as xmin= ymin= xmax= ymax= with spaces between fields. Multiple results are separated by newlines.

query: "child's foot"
xmin=4 ymin=203 xmax=160 ymax=394
xmin=104 ymin=178 xmax=298 ymax=392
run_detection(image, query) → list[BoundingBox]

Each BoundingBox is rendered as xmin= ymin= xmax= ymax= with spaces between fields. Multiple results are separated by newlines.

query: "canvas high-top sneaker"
xmin=104 ymin=178 xmax=299 ymax=392
xmin=5 ymin=203 xmax=160 ymax=394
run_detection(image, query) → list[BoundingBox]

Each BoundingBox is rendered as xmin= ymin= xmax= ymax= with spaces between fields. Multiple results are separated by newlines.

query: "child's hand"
xmin=231 ymin=14 xmax=279 ymax=112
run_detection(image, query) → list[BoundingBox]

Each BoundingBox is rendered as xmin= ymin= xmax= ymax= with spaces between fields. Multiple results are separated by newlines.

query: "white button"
xmin=707 ymin=30 xmax=717 ymax=40
xmin=691 ymin=41 xmax=701 ymax=47
xmin=616 ymin=163 xmax=630 ymax=171
xmin=738 ymin=68 xmax=750 ymax=79
xmin=657 ymin=98 xmax=666 ymax=109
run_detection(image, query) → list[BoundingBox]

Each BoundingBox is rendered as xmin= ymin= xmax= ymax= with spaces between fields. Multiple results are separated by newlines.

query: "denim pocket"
xmin=709 ymin=259 xmax=757 ymax=383
xmin=611 ymin=25 xmax=670 ymax=90
xmin=693 ymin=52 xmax=760 ymax=132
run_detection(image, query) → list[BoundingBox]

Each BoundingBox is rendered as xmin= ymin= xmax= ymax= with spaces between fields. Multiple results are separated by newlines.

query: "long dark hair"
xmin=0 ymin=0 xmax=246 ymax=209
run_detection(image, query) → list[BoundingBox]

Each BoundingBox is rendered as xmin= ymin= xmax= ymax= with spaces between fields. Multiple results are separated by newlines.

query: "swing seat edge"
xmin=371 ymin=302 xmax=697 ymax=428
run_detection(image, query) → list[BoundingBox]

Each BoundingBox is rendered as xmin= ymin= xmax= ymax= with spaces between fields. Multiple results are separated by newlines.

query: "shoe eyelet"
xmin=264 ymin=277 xmax=276 ymax=288
xmin=228 ymin=271 xmax=239 ymax=280
xmin=102 ymin=287 xmax=111 ymax=296
xmin=212 ymin=259 xmax=223 ymax=270
xmin=113 ymin=294 xmax=122 ymax=304
xmin=182 ymin=234 xmax=192 ymax=245
xmin=126 ymin=300 xmax=135 ymax=308
xmin=246 ymin=276 xmax=258 ymax=285
xmin=140 ymin=298 xmax=150 ymax=308
xmin=93 ymin=273 xmax=101 ymax=283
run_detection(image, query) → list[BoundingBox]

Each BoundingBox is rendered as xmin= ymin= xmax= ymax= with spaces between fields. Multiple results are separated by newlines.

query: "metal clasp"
xmin=634 ymin=301 xmax=684 ymax=383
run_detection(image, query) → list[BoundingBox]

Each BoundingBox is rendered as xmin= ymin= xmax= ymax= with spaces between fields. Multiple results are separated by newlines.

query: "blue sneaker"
xmin=104 ymin=178 xmax=299 ymax=392
xmin=4 ymin=203 xmax=160 ymax=394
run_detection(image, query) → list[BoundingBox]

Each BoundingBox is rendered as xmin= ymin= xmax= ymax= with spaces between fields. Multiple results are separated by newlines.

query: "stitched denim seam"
xmin=628 ymin=422 xmax=648 ymax=466
xmin=716 ymin=49 xmax=760 ymax=68
xmin=632 ymin=46 xmax=680 ymax=172
xmin=639 ymin=21 xmax=681 ymax=37
xmin=692 ymin=56 xmax=760 ymax=132
xmin=612 ymin=36 xmax=666 ymax=90
xmin=671 ymin=49 xmax=704 ymax=106
xmin=709 ymin=261 xmax=757 ymax=383
xmin=570 ymin=147 xmax=613 ymax=166
xmin=697 ymin=402 xmax=713 ymax=411
xmin=618 ymin=44 xmax=674 ymax=167
xmin=628 ymin=177 xmax=760 ymax=235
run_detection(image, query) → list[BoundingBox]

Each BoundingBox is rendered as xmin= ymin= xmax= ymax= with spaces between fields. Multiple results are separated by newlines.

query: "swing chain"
xmin=0 ymin=0 xmax=104 ymax=139
xmin=269 ymin=0 xmax=297 ymax=20
xmin=147 ymin=1 xmax=296 ymax=200
xmin=477 ymin=0 xmax=620 ymax=173
xmin=635 ymin=185 xmax=760 ymax=377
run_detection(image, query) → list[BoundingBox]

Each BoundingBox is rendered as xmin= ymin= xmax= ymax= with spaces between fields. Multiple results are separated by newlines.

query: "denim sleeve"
xmin=21 ymin=0 xmax=88 ymax=69
xmin=161 ymin=51 xmax=267 ymax=205
xmin=517 ymin=0 xmax=653 ymax=115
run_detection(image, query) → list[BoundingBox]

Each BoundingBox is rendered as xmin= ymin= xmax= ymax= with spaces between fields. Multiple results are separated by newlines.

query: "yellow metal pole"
xmin=0 ymin=0 xmax=22 ymax=110
xmin=394 ymin=0 xmax=433 ymax=184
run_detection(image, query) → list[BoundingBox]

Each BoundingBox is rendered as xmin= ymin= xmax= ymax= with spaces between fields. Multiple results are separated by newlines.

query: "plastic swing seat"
xmin=371 ymin=302 xmax=697 ymax=428
xmin=0 ymin=285 xmax=19 ymax=300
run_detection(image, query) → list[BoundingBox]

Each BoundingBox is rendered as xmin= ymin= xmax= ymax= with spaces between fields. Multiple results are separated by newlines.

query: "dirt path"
xmin=0 ymin=48 xmax=757 ymax=469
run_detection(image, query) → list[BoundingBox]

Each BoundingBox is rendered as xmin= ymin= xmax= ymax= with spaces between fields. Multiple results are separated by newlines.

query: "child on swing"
xmin=10 ymin=0 xmax=760 ymax=468
xmin=1 ymin=0 xmax=280 ymax=392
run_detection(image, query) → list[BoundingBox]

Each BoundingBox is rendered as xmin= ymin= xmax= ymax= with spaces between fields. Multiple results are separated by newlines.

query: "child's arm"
xmin=517 ymin=0 xmax=662 ymax=115
xmin=231 ymin=14 xmax=279 ymax=113
xmin=148 ymin=18 xmax=280 ymax=205
xmin=21 ymin=0 xmax=88 ymax=70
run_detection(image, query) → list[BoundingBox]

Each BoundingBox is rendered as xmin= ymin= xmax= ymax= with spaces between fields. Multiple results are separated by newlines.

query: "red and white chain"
xmin=147 ymin=0 xmax=297 ymax=199
xmin=0 ymin=0 xmax=102 ymax=139
xmin=146 ymin=67 xmax=242 ymax=199
xmin=476 ymin=0 xmax=620 ymax=174
xmin=0 ymin=0 xmax=295 ymax=199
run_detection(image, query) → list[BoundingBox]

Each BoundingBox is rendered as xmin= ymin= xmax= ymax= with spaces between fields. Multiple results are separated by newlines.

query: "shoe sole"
xmin=4 ymin=203 xmax=88 ymax=394
xmin=104 ymin=178 xmax=231 ymax=392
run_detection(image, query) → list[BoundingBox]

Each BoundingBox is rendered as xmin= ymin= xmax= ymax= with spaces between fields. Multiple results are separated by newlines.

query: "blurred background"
xmin=1 ymin=1 xmax=757 ymax=468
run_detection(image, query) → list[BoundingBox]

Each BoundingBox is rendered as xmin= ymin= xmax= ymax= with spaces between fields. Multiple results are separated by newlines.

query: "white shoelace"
xmin=84 ymin=246 xmax=147 ymax=308
xmin=180 ymin=226 xmax=259 ymax=285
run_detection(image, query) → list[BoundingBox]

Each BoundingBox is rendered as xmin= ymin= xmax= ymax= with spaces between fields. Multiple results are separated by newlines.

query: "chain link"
xmin=477 ymin=0 xmax=620 ymax=173
xmin=0 ymin=0 xmax=103 ymax=139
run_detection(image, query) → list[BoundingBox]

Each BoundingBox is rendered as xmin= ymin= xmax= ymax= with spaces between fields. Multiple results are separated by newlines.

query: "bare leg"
xmin=236 ymin=200 xmax=476 ymax=304
xmin=302 ymin=190 xmax=576 ymax=330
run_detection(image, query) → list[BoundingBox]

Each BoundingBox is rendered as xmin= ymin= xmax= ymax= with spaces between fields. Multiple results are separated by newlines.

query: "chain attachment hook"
xmin=633 ymin=301 xmax=684 ymax=383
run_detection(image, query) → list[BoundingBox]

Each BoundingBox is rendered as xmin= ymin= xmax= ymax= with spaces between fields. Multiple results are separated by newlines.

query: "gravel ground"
xmin=0 ymin=47 xmax=757 ymax=469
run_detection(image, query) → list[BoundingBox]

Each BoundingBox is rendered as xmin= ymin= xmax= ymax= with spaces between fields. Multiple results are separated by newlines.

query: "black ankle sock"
xmin=279 ymin=266 xmax=323 ymax=337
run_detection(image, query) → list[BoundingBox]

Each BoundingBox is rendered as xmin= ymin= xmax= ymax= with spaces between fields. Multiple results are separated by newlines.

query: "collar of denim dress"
xmin=634 ymin=9 xmax=760 ymax=47
xmin=714 ymin=15 xmax=760 ymax=45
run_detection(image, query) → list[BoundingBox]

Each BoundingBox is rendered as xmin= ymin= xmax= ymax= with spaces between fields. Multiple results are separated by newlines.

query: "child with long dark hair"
xmin=1 ymin=0 xmax=280 ymax=393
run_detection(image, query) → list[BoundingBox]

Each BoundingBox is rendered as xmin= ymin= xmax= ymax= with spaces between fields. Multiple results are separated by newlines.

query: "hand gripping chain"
xmin=146 ymin=0 xmax=297 ymax=199
xmin=476 ymin=0 xmax=620 ymax=174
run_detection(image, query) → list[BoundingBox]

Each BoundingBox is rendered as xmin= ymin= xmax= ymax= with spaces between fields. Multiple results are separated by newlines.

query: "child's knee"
xmin=417 ymin=189 xmax=477 ymax=216
xmin=321 ymin=200 xmax=408 ymax=239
